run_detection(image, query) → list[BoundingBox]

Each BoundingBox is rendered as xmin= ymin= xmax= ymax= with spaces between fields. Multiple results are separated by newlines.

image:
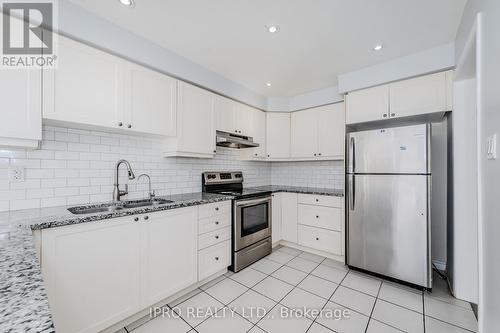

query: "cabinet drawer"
xmin=298 ymin=204 xmax=342 ymax=231
xmin=198 ymin=240 xmax=231 ymax=281
xmin=198 ymin=201 xmax=231 ymax=219
xmin=199 ymin=214 xmax=231 ymax=235
xmin=298 ymin=194 xmax=342 ymax=207
xmin=298 ymin=225 xmax=341 ymax=255
xmin=198 ymin=227 xmax=231 ymax=250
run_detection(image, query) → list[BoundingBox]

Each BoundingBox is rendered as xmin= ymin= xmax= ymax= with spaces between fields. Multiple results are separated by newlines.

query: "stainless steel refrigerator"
xmin=346 ymin=124 xmax=432 ymax=288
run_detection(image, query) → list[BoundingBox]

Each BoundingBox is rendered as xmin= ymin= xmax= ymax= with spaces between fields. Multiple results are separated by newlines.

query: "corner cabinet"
xmin=346 ymin=71 xmax=453 ymax=125
xmin=266 ymin=113 xmax=291 ymax=159
xmin=43 ymin=35 xmax=177 ymax=136
xmin=291 ymin=103 xmax=345 ymax=160
xmin=163 ymin=81 xmax=216 ymax=158
xmin=41 ymin=207 xmax=200 ymax=333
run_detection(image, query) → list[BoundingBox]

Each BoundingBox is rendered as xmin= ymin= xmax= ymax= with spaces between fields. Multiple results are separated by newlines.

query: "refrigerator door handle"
xmin=349 ymin=137 xmax=356 ymax=173
xmin=349 ymin=175 xmax=355 ymax=210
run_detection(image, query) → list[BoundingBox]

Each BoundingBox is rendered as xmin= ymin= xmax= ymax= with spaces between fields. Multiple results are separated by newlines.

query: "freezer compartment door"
xmin=347 ymin=124 xmax=429 ymax=174
xmin=347 ymin=174 xmax=430 ymax=287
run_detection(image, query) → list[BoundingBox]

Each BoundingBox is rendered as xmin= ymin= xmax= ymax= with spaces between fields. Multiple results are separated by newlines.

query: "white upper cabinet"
xmin=346 ymin=85 xmax=389 ymax=124
xmin=318 ymin=103 xmax=345 ymax=158
xmin=214 ymin=95 xmax=257 ymax=137
xmin=0 ymin=68 xmax=42 ymax=149
xmin=346 ymin=71 xmax=452 ymax=124
xmin=164 ymin=81 xmax=215 ymax=158
xmin=125 ymin=63 xmax=177 ymax=136
xmin=43 ymin=36 xmax=124 ymax=129
xmin=291 ymin=103 xmax=345 ymax=160
xmin=43 ymin=35 xmax=177 ymax=136
xmin=291 ymin=109 xmax=318 ymax=158
xmin=240 ymin=108 xmax=267 ymax=160
xmin=266 ymin=113 xmax=290 ymax=159
xmin=214 ymin=95 xmax=236 ymax=134
xmin=389 ymin=71 xmax=450 ymax=118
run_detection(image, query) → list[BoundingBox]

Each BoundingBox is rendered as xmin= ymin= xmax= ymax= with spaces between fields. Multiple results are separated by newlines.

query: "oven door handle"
xmin=235 ymin=196 xmax=271 ymax=207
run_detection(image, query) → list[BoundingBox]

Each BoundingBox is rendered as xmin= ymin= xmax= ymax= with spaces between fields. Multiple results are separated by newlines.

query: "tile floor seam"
xmin=227 ymin=269 xmax=269 ymax=288
xmin=167 ymin=304 xmax=198 ymax=332
xmin=374 ymin=297 xmax=424 ymax=316
xmin=304 ymin=260 xmax=349 ymax=333
xmin=367 ymin=318 xmax=406 ymax=333
xmin=176 ymin=290 xmax=224 ymax=329
xmin=364 ymin=278 xmax=383 ymax=333
xmin=422 ymin=285 xmax=427 ymax=333
xmin=254 ymin=255 xmax=325 ymax=332
xmin=425 ymin=314 xmax=477 ymax=332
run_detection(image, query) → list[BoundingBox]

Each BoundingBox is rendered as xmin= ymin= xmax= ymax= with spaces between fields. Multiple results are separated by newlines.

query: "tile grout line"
xmin=364 ymin=278 xmax=383 ymax=333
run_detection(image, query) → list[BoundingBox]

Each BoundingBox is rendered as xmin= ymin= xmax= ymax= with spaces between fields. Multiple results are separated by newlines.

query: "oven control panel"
xmin=202 ymin=171 xmax=243 ymax=184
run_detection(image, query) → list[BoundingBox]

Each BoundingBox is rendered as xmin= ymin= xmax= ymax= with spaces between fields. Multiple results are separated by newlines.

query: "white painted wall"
xmin=452 ymin=78 xmax=479 ymax=303
xmin=456 ymin=1 xmax=500 ymax=330
xmin=338 ymin=43 xmax=456 ymax=93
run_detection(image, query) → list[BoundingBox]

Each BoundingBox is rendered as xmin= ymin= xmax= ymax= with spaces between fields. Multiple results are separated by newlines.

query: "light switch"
xmin=487 ymin=134 xmax=497 ymax=160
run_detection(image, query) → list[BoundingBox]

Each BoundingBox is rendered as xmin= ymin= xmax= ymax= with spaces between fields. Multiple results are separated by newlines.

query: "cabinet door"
xmin=126 ymin=64 xmax=177 ymax=136
xmin=41 ymin=217 xmax=141 ymax=333
xmin=266 ymin=113 xmax=290 ymax=159
xmin=141 ymin=208 xmax=198 ymax=307
xmin=317 ymin=103 xmax=345 ymax=158
xmin=176 ymin=81 xmax=215 ymax=155
xmin=43 ymin=36 xmax=124 ymax=129
xmin=235 ymin=103 xmax=255 ymax=136
xmin=389 ymin=72 xmax=448 ymax=118
xmin=281 ymin=192 xmax=298 ymax=243
xmin=291 ymin=109 xmax=318 ymax=158
xmin=0 ymin=68 xmax=41 ymax=147
xmin=240 ymin=109 xmax=267 ymax=160
xmin=271 ymin=193 xmax=282 ymax=244
xmin=345 ymin=85 xmax=389 ymax=124
xmin=214 ymin=95 xmax=236 ymax=133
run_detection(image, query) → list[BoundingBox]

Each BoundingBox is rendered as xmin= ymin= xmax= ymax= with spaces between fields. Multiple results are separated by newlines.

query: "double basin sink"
xmin=68 ymin=198 xmax=173 ymax=215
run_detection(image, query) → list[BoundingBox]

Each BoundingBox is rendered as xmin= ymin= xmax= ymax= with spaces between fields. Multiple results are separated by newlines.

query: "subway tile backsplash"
xmin=0 ymin=125 xmax=344 ymax=211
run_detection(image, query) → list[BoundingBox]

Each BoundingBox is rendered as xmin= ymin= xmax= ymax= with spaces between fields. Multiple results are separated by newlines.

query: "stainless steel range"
xmin=202 ymin=171 xmax=272 ymax=272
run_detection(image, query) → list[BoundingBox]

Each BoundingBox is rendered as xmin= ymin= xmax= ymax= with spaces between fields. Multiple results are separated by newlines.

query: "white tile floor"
xmin=118 ymin=246 xmax=478 ymax=333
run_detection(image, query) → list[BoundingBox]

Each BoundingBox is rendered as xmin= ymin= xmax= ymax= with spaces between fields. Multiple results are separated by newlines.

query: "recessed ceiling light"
xmin=266 ymin=82 xmax=272 ymax=87
xmin=373 ymin=44 xmax=383 ymax=51
xmin=119 ymin=0 xmax=135 ymax=7
xmin=266 ymin=25 xmax=280 ymax=33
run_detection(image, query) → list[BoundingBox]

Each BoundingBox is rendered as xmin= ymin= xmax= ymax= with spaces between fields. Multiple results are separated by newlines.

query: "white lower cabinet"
xmin=281 ymin=193 xmax=298 ymax=243
xmin=271 ymin=193 xmax=282 ymax=245
xmin=41 ymin=216 xmax=142 ymax=333
xmin=298 ymin=225 xmax=342 ymax=255
xmin=198 ymin=240 xmax=231 ymax=280
xmin=40 ymin=203 xmax=232 ymax=333
xmin=273 ymin=193 xmax=345 ymax=258
xmin=140 ymin=208 xmax=198 ymax=308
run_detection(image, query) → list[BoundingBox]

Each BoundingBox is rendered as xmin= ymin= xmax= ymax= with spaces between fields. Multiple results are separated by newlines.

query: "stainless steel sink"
xmin=122 ymin=199 xmax=173 ymax=209
xmin=68 ymin=199 xmax=173 ymax=215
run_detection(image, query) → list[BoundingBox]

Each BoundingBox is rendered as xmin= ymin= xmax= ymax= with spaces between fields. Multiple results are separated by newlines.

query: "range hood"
xmin=216 ymin=131 xmax=259 ymax=149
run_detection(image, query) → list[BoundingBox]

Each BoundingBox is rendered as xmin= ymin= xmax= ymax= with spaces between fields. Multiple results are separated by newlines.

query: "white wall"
xmin=456 ymin=1 xmax=500 ymax=330
xmin=338 ymin=43 xmax=456 ymax=93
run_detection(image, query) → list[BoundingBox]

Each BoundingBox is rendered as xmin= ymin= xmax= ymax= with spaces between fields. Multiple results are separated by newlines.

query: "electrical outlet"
xmin=487 ymin=134 xmax=497 ymax=160
xmin=8 ymin=167 xmax=25 ymax=183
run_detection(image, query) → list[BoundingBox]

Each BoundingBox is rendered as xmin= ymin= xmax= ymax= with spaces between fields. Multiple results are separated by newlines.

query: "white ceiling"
xmin=68 ymin=0 xmax=466 ymax=97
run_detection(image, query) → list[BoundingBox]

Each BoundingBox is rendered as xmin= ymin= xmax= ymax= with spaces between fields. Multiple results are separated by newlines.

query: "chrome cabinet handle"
xmin=215 ymin=256 xmax=219 ymax=261
xmin=127 ymin=124 xmax=132 ymax=128
xmin=215 ymin=235 xmax=219 ymax=239
xmin=144 ymin=216 xmax=149 ymax=220
xmin=349 ymin=137 xmax=356 ymax=173
xmin=315 ymin=198 xmax=319 ymax=202
xmin=315 ymin=237 xmax=319 ymax=241
xmin=316 ymin=215 xmax=319 ymax=218
xmin=383 ymin=114 xmax=388 ymax=118
xmin=215 ymin=221 xmax=219 ymax=225
xmin=134 ymin=217 xmax=139 ymax=222
xmin=391 ymin=113 xmax=396 ymax=117
xmin=118 ymin=122 xmax=123 ymax=127
xmin=318 ymin=153 xmax=322 ymax=156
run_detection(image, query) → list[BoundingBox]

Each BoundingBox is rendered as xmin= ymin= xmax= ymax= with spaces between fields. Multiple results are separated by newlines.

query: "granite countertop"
xmin=0 ymin=192 xmax=233 ymax=333
xmin=248 ymin=185 xmax=344 ymax=197
xmin=0 ymin=186 xmax=342 ymax=332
